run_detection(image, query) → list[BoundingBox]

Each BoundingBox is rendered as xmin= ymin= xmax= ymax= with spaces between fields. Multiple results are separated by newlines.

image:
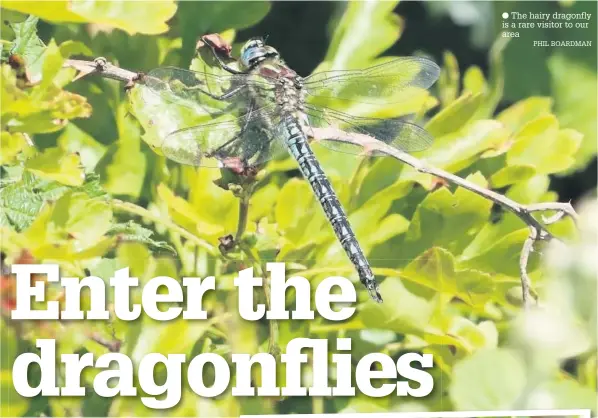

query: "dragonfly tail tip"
xmin=368 ymin=287 xmax=383 ymax=303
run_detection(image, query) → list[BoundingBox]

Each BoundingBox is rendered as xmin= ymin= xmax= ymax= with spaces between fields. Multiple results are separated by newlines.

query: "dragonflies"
xmin=142 ymin=37 xmax=440 ymax=302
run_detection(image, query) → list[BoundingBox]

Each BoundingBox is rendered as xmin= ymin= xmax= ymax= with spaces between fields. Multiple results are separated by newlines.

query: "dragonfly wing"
xmin=304 ymin=105 xmax=433 ymax=156
xmin=303 ymin=57 xmax=440 ymax=107
xmin=143 ymin=66 xmax=275 ymax=113
xmin=162 ymin=106 xmax=288 ymax=169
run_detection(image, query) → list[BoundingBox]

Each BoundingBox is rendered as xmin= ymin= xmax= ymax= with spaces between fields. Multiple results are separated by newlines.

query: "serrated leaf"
xmin=108 ymin=221 xmax=176 ymax=254
xmin=0 ymin=178 xmax=44 ymax=230
xmin=0 ymin=172 xmax=106 ymax=231
xmin=12 ymin=189 xmax=115 ymax=262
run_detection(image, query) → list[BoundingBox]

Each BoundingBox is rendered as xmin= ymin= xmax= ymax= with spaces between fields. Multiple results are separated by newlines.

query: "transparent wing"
xmin=303 ymin=57 xmax=440 ymax=107
xmin=305 ymin=105 xmax=433 ymax=156
xmin=161 ymin=106 xmax=288 ymax=169
xmin=143 ymin=66 xmax=276 ymax=113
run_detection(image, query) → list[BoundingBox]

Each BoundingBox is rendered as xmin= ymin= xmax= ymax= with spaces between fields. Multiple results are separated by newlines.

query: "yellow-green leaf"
xmin=25 ymin=147 xmax=85 ymax=186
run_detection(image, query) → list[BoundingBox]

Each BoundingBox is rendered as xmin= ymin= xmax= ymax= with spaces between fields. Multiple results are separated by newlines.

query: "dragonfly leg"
xmin=209 ymin=104 xmax=256 ymax=156
xmin=206 ymin=43 xmax=245 ymax=75
xmin=186 ymin=83 xmax=247 ymax=101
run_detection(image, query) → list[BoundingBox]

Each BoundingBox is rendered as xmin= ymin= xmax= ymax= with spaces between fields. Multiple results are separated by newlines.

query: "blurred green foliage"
xmin=0 ymin=2 xmax=595 ymax=417
xmin=425 ymin=0 xmax=597 ymax=172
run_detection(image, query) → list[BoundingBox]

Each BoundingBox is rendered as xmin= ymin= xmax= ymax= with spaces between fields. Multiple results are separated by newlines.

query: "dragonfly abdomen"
xmin=282 ymin=116 xmax=382 ymax=303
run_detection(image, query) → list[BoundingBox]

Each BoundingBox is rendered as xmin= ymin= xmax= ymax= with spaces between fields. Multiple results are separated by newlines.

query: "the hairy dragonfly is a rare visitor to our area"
xmin=143 ymin=37 xmax=440 ymax=302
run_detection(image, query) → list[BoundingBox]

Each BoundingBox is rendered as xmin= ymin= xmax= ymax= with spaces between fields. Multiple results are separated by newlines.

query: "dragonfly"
xmin=142 ymin=37 xmax=440 ymax=303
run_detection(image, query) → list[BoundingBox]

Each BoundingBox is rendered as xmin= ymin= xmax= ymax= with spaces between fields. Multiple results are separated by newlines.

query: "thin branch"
xmin=519 ymin=228 xmax=537 ymax=306
xmin=65 ymin=58 xmax=138 ymax=83
xmin=235 ymin=195 xmax=250 ymax=243
xmin=526 ymin=201 xmax=579 ymax=225
xmin=88 ymin=332 xmax=121 ymax=352
xmin=63 ymin=58 xmax=580 ymax=308
xmin=311 ymin=127 xmax=579 ymax=308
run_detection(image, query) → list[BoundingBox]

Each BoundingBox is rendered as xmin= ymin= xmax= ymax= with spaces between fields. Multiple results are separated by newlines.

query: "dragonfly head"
xmin=240 ymin=37 xmax=280 ymax=69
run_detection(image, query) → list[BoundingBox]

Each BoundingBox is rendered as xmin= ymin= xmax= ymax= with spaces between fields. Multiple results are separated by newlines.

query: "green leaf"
xmin=187 ymin=168 xmax=240 ymax=237
xmin=157 ymin=183 xmax=225 ymax=239
xmin=36 ymin=40 xmax=65 ymax=93
xmin=8 ymin=15 xmax=45 ymax=82
xmin=25 ymin=147 xmax=85 ymax=186
xmin=1 ymin=63 xmax=92 ymax=134
xmin=359 ymin=277 xmax=435 ymax=335
xmin=527 ymin=380 xmax=597 ymax=410
xmin=462 ymin=66 xmax=486 ymax=95
xmin=405 ymin=121 xmax=510 ymax=188
xmin=95 ymin=139 xmax=146 ymax=198
xmin=0 ymin=323 xmax=28 ymax=417
xmin=437 ymin=51 xmax=460 ymax=106
xmin=0 ymin=176 xmax=45 ymax=230
xmin=0 ymin=131 xmax=31 ymax=164
xmin=450 ymin=348 xmax=527 ymax=410
xmin=489 ymin=164 xmax=536 ymax=188
xmin=44 ymin=190 xmax=113 ymax=243
xmin=401 ymin=247 xmax=495 ymax=307
xmin=177 ymin=2 xmax=270 ymax=62
xmin=549 ymin=53 xmax=597 ymax=172
xmin=0 ymin=172 xmax=106 ymax=231
xmin=1 ymin=1 xmax=177 ymax=35
xmin=355 ymin=158 xmax=405 ymax=208
xmin=322 ymin=1 xmax=401 ymax=70
xmin=462 ymin=228 xmax=533 ymax=277
xmin=70 ymin=1 xmax=177 ymax=35
xmin=11 ymin=188 xmax=115 ymax=262
xmin=108 ymin=221 xmax=176 ymax=254
xmin=56 ymin=123 xmax=106 ymax=171
xmin=506 ymin=114 xmax=582 ymax=174
xmin=275 ymin=179 xmax=313 ymax=231
xmin=497 ymin=96 xmax=553 ymax=134
xmin=402 ymin=172 xmax=492 ymax=258
xmin=425 ymin=92 xmax=485 ymax=138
